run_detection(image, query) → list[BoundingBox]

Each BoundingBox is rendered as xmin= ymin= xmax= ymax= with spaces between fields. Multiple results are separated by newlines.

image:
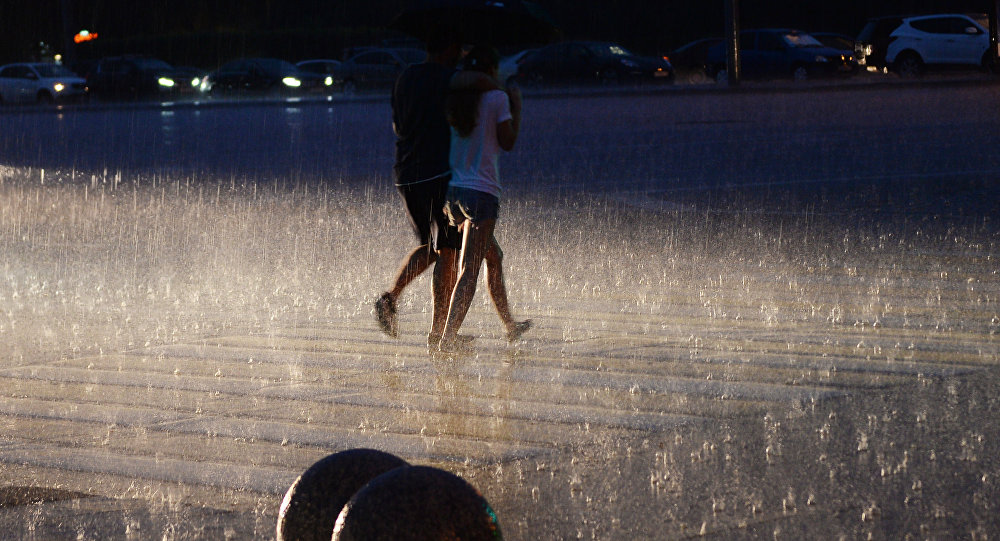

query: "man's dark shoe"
xmin=506 ymin=320 xmax=533 ymax=343
xmin=375 ymin=293 xmax=398 ymax=338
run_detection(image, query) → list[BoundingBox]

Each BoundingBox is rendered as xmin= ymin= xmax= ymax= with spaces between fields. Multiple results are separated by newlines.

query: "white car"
xmin=885 ymin=13 xmax=993 ymax=77
xmin=0 ymin=62 xmax=88 ymax=104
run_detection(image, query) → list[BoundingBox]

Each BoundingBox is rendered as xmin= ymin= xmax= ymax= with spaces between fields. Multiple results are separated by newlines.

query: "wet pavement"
xmin=1 ymin=77 xmax=999 ymax=539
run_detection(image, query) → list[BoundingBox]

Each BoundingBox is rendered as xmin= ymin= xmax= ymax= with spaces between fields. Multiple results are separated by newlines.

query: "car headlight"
xmin=814 ymin=56 xmax=829 ymax=63
xmin=53 ymin=82 xmax=66 ymax=93
xmin=282 ymin=77 xmax=302 ymax=88
xmin=324 ymin=76 xmax=333 ymax=86
xmin=191 ymin=77 xmax=200 ymax=87
xmin=158 ymin=77 xmax=176 ymax=87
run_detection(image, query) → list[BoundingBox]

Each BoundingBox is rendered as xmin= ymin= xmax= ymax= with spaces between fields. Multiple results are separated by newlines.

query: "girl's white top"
xmin=448 ymin=89 xmax=512 ymax=199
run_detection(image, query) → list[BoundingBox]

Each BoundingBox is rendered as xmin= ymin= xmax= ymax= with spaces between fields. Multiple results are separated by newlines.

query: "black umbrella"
xmin=389 ymin=0 xmax=560 ymax=47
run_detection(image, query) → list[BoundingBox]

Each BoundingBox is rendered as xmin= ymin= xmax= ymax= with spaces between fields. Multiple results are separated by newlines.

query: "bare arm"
xmin=497 ymin=82 xmax=521 ymax=151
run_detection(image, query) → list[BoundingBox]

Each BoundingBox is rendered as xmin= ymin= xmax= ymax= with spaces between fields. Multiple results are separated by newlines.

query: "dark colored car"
xmin=854 ymin=16 xmax=906 ymax=72
xmin=667 ymin=38 xmax=723 ymax=82
xmin=334 ymin=48 xmax=426 ymax=93
xmin=200 ymin=57 xmax=332 ymax=97
xmin=811 ymin=32 xmax=856 ymax=54
xmin=705 ymin=29 xmax=858 ymax=82
xmin=86 ymin=56 xmax=187 ymax=100
xmin=515 ymin=41 xmax=674 ymax=85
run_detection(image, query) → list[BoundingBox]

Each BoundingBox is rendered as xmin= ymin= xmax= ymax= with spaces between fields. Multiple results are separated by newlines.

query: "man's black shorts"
xmin=396 ymin=176 xmax=460 ymax=251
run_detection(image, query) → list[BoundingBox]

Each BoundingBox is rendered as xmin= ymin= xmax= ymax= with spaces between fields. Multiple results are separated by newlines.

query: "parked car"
xmin=667 ymin=38 xmax=723 ymax=82
xmin=0 ymin=62 xmax=87 ymax=104
xmin=498 ymin=49 xmax=536 ymax=85
xmin=335 ymin=48 xmax=426 ymax=93
xmin=706 ymin=29 xmax=857 ymax=82
xmin=811 ymin=33 xmax=855 ymax=54
xmin=514 ymin=41 xmax=674 ymax=85
xmin=200 ymin=57 xmax=332 ymax=97
xmin=173 ymin=66 xmax=207 ymax=94
xmin=86 ymin=56 xmax=187 ymax=100
xmin=854 ymin=15 xmax=907 ymax=72
xmin=885 ymin=13 xmax=993 ymax=77
xmin=296 ymin=59 xmax=341 ymax=85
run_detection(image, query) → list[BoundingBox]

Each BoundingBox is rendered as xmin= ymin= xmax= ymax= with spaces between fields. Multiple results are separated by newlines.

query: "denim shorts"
xmin=444 ymin=186 xmax=499 ymax=225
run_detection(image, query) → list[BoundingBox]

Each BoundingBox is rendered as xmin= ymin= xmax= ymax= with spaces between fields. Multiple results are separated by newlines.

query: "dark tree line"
xmin=2 ymin=0 xmax=996 ymax=67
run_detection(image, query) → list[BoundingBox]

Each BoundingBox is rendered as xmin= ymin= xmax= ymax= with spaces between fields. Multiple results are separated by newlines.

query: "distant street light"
xmin=73 ymin=30 xmax=98 ymax=44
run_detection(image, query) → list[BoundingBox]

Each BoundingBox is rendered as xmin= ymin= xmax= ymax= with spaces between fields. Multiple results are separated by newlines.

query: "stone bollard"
xmin=276 ymin=448 xmax=409 ymax=541
xmin=332 ymin=465 xmax=502 ymax=541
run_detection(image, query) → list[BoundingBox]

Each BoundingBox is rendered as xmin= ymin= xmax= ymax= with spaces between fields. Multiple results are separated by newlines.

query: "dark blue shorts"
xmin=444 ymin=186 xmax=500 ymax=225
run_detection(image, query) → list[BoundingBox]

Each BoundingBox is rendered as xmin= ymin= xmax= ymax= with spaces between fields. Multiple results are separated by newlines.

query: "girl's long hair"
xmin=447 ymin=46 xmax=500 ymax=138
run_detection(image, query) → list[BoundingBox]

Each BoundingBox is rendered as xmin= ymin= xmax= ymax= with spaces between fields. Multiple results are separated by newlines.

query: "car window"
xmin=223 ymin=60 xmax=252 ymax=72
xmin=396 ymin=49 xmax=427 ymax=64
xmin=7 ymin=66 xmax=35 ymax=78
xmin=133 ymin=58 xmax=173 ymax=71
xmin=34 ymin=65 xmax=76 ymax=78
xmin=758 ymin=33 xmax=786 ymax=51
xmin=254 ymin=58 xmax=296 ymax=74
xmin=948 ymin=16 xmax=982 ymax=34
xmin=910 ymin=17 xmax=978 ymax=35
xmin=354 ymin=52 xmax=394 ymax=65
xmin=783 ymin=33 xmax=823 ymax=48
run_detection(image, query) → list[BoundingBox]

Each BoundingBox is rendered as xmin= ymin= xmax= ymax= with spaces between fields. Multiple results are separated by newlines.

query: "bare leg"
xmin=430 ymin=246 xmax=457 ymax=337
xmin=484 ymin=235 xmax=532 ymax=341
xmin=484 ymin=236 xmax=513 ymax=328
xmin=376 ymin=244 xmax=436 ymax=338
xmin=389 ymin=244 xmax=437 ymax=299
xmin=440 ymin=218 xmax=494 ymax=347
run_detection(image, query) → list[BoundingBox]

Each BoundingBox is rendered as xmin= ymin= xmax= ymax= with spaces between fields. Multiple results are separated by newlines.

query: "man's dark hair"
xmin=425 ymin=27 xmax=462 ymax=54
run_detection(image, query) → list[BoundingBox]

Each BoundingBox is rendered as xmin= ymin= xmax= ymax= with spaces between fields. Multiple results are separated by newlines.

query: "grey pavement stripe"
xmin=3 ymin=357 xmax=842 ymax=407
xmin=0 ymin=366 xmax=286 ymax=396
xmin=0 ymin=397 xmax=551 ymax=466
xmin=264 ymin=389 xmax=701 ymax=431
xmin=631 ymin=348 xmax=986 ymax=378
xmin=0 ymin=441 xmax=297 ymax=495
xmin=0 ymin=396 xmax=191 ymax=426
xmin=160 ymin=417 xmax=549 ymax=465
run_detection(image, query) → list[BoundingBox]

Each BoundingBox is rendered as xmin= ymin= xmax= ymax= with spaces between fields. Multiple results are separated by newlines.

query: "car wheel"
xmin=981 ymin=51 xmax=999 ymax=74
xmin=713 ymin=68 xmax=728 ymax=84
xmin=597 ymin=69 xmax=620 ymax=85
xmin=791 ymin=65 xmax=809 ymax=81
xmin=893 ymin=52 xmax=923 ymax=78
xmin=36 ymin=91 xmax=55 ymax=104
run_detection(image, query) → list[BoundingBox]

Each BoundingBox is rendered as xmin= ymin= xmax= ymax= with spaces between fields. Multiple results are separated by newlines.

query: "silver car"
xmin=0 ymin=63 xmax=88 ymax=104
xmin=885 ymin=13 xmax=992 ymax=77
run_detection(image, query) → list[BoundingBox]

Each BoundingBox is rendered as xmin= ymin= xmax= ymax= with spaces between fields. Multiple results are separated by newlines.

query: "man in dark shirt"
xmin=375 ymin=30 xmax=464 ymax=348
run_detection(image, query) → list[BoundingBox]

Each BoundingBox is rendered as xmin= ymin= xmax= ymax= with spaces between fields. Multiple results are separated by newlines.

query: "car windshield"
xmin=588 ymin=43 xmax=635 ymax=59
xmin=133 ymin=58 xmax=174 ymax=70
xmin=33 ymin=64 xmax=76 ymax=77
xmin=783 ymin=33 xmax=824 ymax=48
xmin=255 ymin=58 xmax=298 ymax=74
xmin=396 ymin=49 xmax=427 ymax=65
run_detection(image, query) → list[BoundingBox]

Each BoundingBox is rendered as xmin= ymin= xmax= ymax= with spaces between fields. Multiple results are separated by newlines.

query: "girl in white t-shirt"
xmin=438 ymin=46 xmax=532 ymax=353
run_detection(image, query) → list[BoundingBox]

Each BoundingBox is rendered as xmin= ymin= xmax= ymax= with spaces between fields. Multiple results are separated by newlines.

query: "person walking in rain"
xmin=375 ymin=29 xmax=499 ymax=351
xmin=437 ymin=46 xmax=531 ymax=353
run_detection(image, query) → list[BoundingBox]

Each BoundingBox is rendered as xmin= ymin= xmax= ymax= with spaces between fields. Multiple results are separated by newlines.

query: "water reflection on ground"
xmin=0 ymin=84 xmax=998 ymax=539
